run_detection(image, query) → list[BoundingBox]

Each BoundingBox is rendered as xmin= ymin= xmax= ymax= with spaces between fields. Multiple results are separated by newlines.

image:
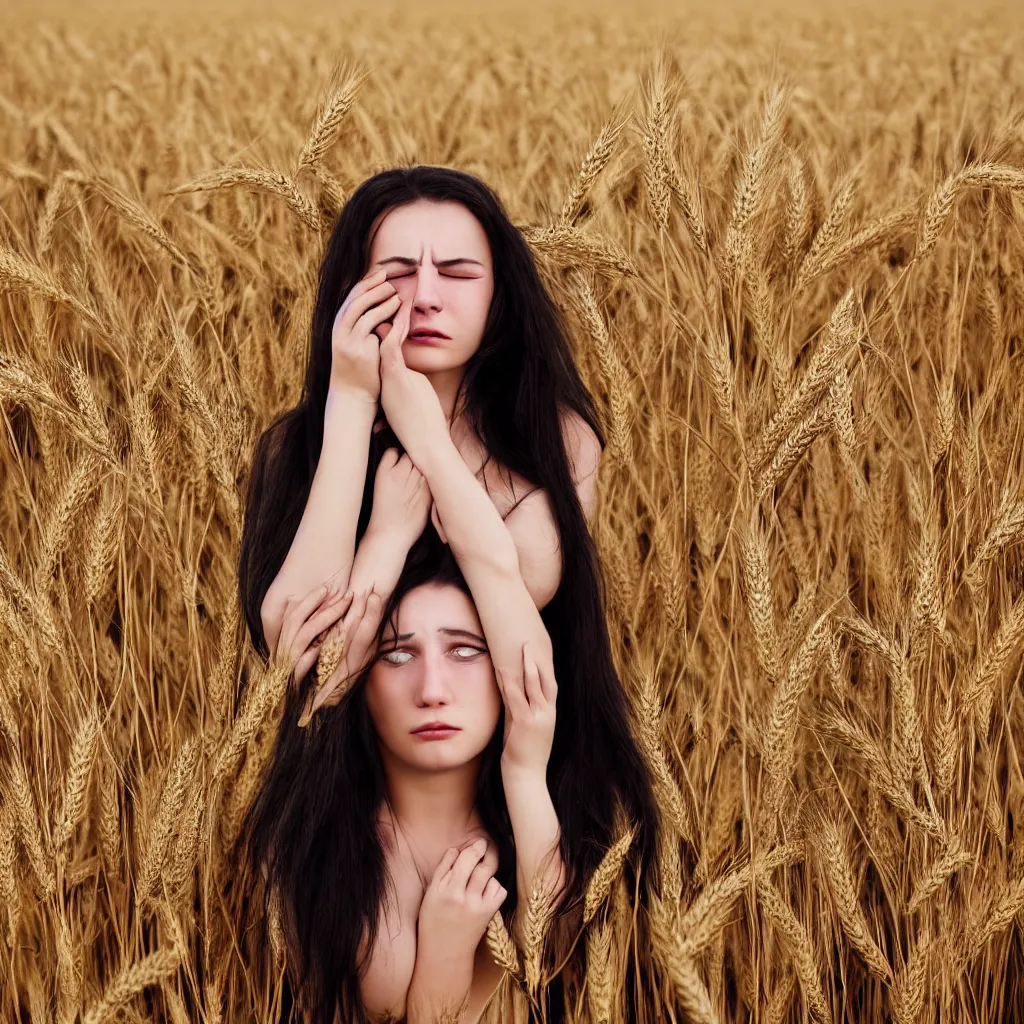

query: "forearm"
xmin=347 ymin=522 xmax=415 ymax=602
xmin=417 ymin=437 xmax=554 ymax=679
xmin=418 ymin=436 xmax=519 ymax=576
xmin=405 ymin=948 xmax=473 ymax=1024
xmin=262 ymin=388 xmax=376 ymax=653
xmin=502 ymin=766 xmax=564 ymax=946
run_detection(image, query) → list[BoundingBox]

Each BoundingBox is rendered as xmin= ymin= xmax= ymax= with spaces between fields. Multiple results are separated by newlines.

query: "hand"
xmin=417 ymin=838 xmax=506 ymax=961
xmin=330 ymin=269 xmax=401 ymax=400
xmin=299 ymin=589 xmax=385 ymax=725
xmin=497 ymin=643 xmax=557 ymax=775
xmin=368 ymin=448 xmax=433 ymax=548
xmin=378 ymin=305 xmax=452 ymax=467
xmin=273 ymin=580 xmax=354 ymax=685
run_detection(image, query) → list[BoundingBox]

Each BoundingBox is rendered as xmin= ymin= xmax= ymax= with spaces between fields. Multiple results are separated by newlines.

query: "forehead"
xmin=385 ymin=583 xmax=483 ymax=635
xmin=369 ymin=200 xmax=490 ymax=263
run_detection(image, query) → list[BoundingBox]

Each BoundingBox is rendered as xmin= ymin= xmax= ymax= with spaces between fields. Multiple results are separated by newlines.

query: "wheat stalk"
xmin=917 ymin=163 xmax=1024 ymax=261
xmin=81 ymin=945 xmax=182 ymax=1024
xmin=559 ymin=99 xmax=631 ymax=227
xmin=757 ymin=878 xmax=833 ymax=1024
xmin=136 ymin=737 xmax=201 ymax=906
xmin=585 ymin=916 xmax=615 ymax=1024
xmin=294 ymin=61 xmax=369 ymax=178
xmin=813 ymin=815 xmax=892 ymax=982
xmin=54 ymin=708 xmax=100 ymax=871
xmin=487 ymin=911 xmax=522 ymax=980
xmin=584 ymin=823 xmax=637 ymax=924
xmin=168 ymin=165 xmax=322 ymax=232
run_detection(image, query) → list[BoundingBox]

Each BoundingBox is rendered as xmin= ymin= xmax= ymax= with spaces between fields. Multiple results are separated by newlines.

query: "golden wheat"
xmin=3 ymin=5 xmax=1024 ymax=1021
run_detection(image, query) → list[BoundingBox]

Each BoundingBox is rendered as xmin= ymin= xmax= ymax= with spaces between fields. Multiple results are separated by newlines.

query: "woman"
xmin=244 ymin=448 xmax=656 ymax=1023
xmin=237 ymin=165 xmax=606 ymax=706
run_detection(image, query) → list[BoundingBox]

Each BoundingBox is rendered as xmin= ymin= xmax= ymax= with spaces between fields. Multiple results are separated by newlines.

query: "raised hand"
xmin=417 ymin=838 xmax=507 ymax=960
xmin=298 ymin=450 xmax=433 ymax=724
xmin=331 ymin=268 xmax=401 ymax=401
xmin=273 ymin=580 xmax=354 ymax=686
xmin=377 ymin=305 xmax=452 ymax=468
xmin=299 ymin=588 xmax=384 ymax=725
xmin=367 ymin=447 xmax=433 ymax=548
xmin=496 ymin=643 xmax=557 ymax=775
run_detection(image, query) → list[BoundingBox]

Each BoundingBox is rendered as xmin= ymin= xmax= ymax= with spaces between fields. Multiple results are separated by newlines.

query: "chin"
xmin=405 ymin=736 xmax=490 ymax=771
xmin=401 ymin=342 xmax=472 ymax=373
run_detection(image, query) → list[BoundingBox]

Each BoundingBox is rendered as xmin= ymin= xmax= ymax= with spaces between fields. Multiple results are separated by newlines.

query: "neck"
xmin=426 ymin=367 xmax=467 ymax=424
xmin=381 ymin=753 xmax=482 ymax=842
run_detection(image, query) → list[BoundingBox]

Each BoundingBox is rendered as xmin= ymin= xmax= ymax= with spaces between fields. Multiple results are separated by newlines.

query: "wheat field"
xmin=2 ymin=0 xmax=1024 ymax=1021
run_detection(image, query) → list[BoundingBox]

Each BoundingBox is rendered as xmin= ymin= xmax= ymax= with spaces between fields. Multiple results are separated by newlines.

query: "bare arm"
xmin=418 ymin=436 xmax=554 ymax=686
xmin=260 ymin=388 xmax=377 ymax=659
xmin=488 ymin=409 xmax=603 ymax=610
xmin=303 ymin=449 xmax=431 ymax=718
xmin=417 ymin=440 xmax=566 ymax=938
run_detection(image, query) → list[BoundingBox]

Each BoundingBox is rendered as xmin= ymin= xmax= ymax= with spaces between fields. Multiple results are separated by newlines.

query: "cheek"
xmin=365 ymin=678 xmax=404 ymax=736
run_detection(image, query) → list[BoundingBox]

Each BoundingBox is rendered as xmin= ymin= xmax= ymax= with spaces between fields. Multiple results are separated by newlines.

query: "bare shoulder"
xmin=559 ymin=408 xmax=602 ymax=480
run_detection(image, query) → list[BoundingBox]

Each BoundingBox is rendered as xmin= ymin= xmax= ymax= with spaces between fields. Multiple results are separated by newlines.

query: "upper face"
xmin=364 ymin=582 xmax=502 ymax=774
xmin=366 ymin=199 xmax=495 ymax=375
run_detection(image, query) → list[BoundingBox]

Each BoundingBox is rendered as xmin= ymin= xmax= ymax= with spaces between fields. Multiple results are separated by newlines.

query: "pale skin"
xmin=260 ymin=197 xmax=602 ymax=666
xmin=274 ymin=451 xmax=564 ymax=1024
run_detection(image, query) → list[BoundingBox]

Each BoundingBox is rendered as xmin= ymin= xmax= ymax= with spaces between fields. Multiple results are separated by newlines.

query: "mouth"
xmin=411 ymin=721 xmax=461 ymax=739
xmin=408 ymin=329 xmax=450 ymax=343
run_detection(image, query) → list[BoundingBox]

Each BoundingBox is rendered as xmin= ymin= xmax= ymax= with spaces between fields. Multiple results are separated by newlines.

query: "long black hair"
xmin=236 ymin=166 xmax=661 ymax=1021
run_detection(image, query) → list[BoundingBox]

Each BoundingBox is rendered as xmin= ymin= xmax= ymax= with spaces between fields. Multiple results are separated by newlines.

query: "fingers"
xmin=305 ymin=590 xmax=385 ymax=719
xmin=496 ymin=665 xmax=528 ymax=719
xmin=277 ymin=582 xmax=344 ymax=666
xmin=338 ymin=271 xmax=396 ymax=329
xmin=466 ymin=854 xmax=497 ymax=898
xmin=447 ymin=838 xmax=488 ymax=890
xmin=431 ymin=846 xmax=460 ymax=886
xmin=290 ymin=588 xmax=353 ymax=662
xmin=354 ymin=292 xmax=401 ymax=337
xmin=293 ymin=646 xmax=321 ymax=685
xmin=343 ymin=590 xmax=384 ymax=673
xmin=483 ymin=877 xmax=507 ymax=910
xmin=379 ymin=304 xmax=411 ymax=372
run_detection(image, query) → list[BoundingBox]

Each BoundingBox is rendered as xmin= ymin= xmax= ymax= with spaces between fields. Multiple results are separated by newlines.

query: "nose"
xmin=415 ymin=650 xmax=452 ymax=707
xmin=412 ymin=265 xmax=443 ymax=314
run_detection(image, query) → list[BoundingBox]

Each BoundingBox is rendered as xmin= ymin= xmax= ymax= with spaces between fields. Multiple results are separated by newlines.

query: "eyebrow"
xmin=375 ymin=256 xmax=485 ymax=268
xmin=387 ymin=628 xmax=488 ymax=645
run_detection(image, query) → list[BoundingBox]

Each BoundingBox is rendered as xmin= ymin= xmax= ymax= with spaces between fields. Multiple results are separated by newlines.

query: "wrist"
xmin=362 ymin=519 xmax=419 ymax=553
xmin=325 ymin=382 xmax=379 ymax=420
xmin=407 ymin=946 xmax=473 ymax=1019
xmin=410 ymin=429 xmax=460 ymax=480
xmin=500 ymin=760 xmax=550 ymax=786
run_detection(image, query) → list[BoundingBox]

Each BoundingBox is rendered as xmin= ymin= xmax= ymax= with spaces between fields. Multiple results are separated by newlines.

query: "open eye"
xmin=451 ymin=645 xmax=486 ymax=659
xmin=380 ymin=649 xmax=413 ymax=665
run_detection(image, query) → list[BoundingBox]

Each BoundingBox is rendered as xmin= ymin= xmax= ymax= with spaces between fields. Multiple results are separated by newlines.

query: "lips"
xmin=411 ymin=721 xmax=461 ymax=739
xmin=408 ymin=328 xmax=450 ymax=341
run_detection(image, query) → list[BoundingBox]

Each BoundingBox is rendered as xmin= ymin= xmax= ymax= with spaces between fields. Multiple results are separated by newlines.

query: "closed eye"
xmin=387 ymin=271 xmax=478 ymax=280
